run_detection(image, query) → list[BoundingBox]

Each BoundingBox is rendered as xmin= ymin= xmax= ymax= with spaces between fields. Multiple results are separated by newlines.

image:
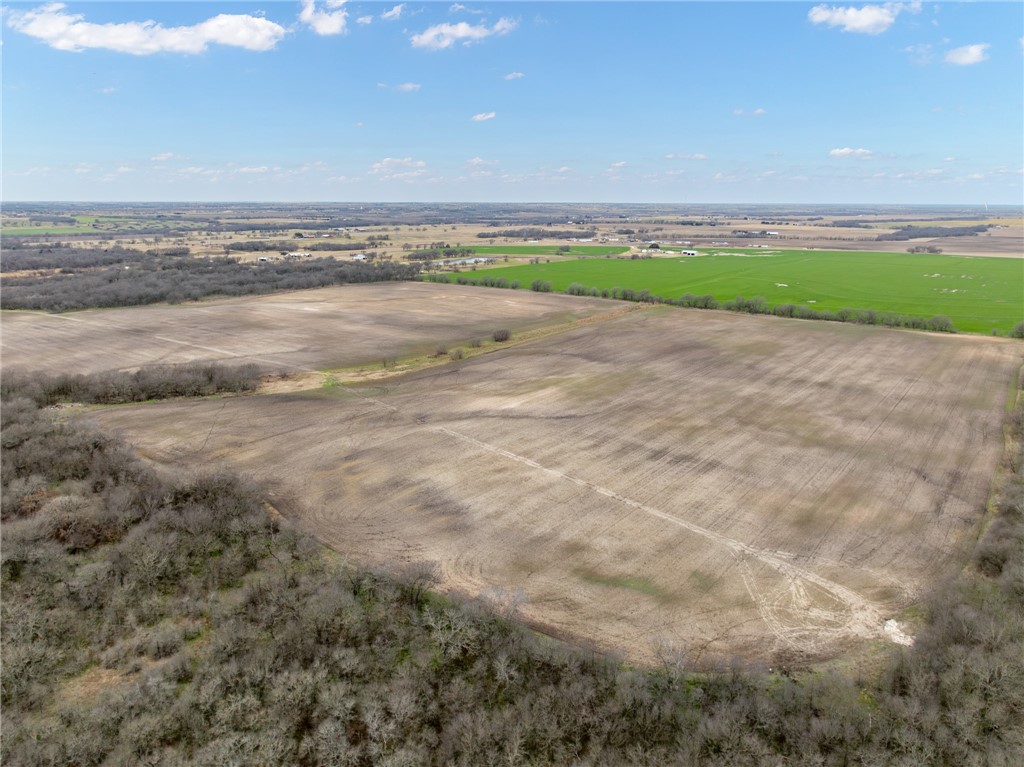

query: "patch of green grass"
xmin=688 ymin=570 xmax=719 ymax=594
xmin=578 ymin=570 xmax=669 ymax=600
xmin=486 ymin=248 xmax=1024 ymax=334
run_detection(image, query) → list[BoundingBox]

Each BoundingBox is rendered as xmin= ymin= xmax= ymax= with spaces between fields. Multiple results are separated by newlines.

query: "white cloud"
xmin=808 ymin=3 xmax=920 ymax=35
xmin=99 ymin=86 xmax=117 ymax=94
xmin=395 ymin=82 xmax=421 ymax=92
xmin=666 ymin=153 xmax=708 ymax=160
xmin=903 ymin=42 xmax=933 ymax=63
xmin=116 ymin=166 xmax=135 ymax=173
xmin=381 ymin=4 xmax=405 ymax=21
xmin=151 ymin=152 xmax=176 ymax=162
xmin=733 ymin=108 xmax=767 ymax=116
xmin=371 ymin=157 xmax=426 ymax=171
xmin=466 ymin=156 xmax=496 ymax=166
xmin=369 ymin=157 xmax=427 ymax=180
xmin=945 ymin=43 xmax=989 ymax=65
xmin=237 ymin=166 xmax=269 ymax=174
xmin=356 ymin=15 xmax=373 ymax=25
xmin=299 ymin=0 xmax=347 ymax=36
xmin=411 ymin=17 xmax=517 ymax=50
xmin=449 ymin=4 xmax=484 ymax=14
xmin=6 ymin=2 xmax=287 ymax=54
xmin=471 ymin=111 xmax=496 ymax=121
xmin=555 ymin=166 xmax=571 ymax=173
xmin=829 ymin=147 xmax=875 ymax=158
xmin=504 ymin=71 xmax=524 ymax=80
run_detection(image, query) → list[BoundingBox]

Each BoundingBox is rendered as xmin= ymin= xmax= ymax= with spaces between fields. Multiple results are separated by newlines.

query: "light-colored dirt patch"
xmin=61 ymin=666 xmax=136 ymax=705
xmin=89 ymin=301 xmax=1022 ymax=665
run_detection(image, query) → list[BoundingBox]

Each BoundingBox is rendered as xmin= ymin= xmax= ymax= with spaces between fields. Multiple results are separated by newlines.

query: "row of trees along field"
xmin=2 ymin=365 xmax=1022 ymax=765
xmin=425 ymin=273 xmax=965 ymax=334
xmin=0 ymin=244 xmax=419 ymax=312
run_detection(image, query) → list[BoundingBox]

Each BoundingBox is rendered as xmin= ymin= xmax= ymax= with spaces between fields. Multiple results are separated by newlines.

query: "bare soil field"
xmin=84 ymin=289 xmax=1023 ymax=665
xmin=0 ymin=283 xmax=614 ymax=375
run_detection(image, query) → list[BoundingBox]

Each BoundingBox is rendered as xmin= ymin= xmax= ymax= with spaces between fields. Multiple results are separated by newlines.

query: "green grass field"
xmin=482 ymin=249 xmax=1023 ymax=334
xmin=469 ymin=244 xmax=629 ymax=257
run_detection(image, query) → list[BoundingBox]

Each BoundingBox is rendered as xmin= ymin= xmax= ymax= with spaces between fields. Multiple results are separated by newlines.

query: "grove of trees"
xmin=0 ymin=246 xmax=420 ymax=312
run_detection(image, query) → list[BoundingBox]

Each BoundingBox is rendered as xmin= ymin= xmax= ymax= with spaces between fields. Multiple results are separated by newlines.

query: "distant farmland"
xmin=482 ymin=249 xmax=1024 ymax=334
xmin=469 ymin=244 xmax=630 ymax=257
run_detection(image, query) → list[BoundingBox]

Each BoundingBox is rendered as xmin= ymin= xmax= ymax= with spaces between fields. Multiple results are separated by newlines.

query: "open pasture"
xmin=485 ymin=249 xmax=1024 ymax=334
xmin=88 ymin=287 xmax=1022 ymax=664
xmin=0 ymin=283 xmax=614 ymax=376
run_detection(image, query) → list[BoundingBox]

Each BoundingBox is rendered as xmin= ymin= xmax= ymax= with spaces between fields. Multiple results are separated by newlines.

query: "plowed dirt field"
xmin=61 ymin=285 xmax=1022 ymax=665
xmin=0 ymin=283 xmax=614 ymax=375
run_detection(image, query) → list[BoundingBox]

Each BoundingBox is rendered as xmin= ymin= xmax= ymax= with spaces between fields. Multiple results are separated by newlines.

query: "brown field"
xmin=67 ymin=285 xmax=1022 ymax=666
xmin=0 ymin=283 xmax=614 ymax=375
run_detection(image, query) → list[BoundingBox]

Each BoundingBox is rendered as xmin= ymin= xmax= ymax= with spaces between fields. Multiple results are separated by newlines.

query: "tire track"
xmin=434 ymin=425 xmax=895 ymax=650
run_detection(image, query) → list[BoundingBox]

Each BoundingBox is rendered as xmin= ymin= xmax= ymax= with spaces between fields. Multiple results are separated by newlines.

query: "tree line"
xmin=226 ymin=240 xmax=374 ymax=252
xmin=407 ymin=247 xmax=477 ymax=261
xmin=476 ymin=228 xmax=596 ymax=240
xmin=434 ymin=276 xmax=960 ymax=334
xmin=1 ymin=362 xmax=265 ymax=407
xmin=1 ymin=248 xmax=420 ymax=312
xmin=877 ymin=225 xmax=989 ymax=241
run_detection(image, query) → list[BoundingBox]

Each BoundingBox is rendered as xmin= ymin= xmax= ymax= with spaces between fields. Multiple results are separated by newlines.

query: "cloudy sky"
xmin=3 ymin=1 xmax=1022 ymax=203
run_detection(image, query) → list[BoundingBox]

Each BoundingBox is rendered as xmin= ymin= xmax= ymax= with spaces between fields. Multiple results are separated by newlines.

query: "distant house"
xmin=681 ymin=250 xmax=698 ymax=256
xmin=351 ymin=253 xmax=368 ymax=261
xmin=285 ymin=251 xmax=312 ymax=259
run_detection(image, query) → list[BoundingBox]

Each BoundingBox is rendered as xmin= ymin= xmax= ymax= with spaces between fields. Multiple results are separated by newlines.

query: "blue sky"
xmin=3 ymin=1 xmax=1022 ymax=203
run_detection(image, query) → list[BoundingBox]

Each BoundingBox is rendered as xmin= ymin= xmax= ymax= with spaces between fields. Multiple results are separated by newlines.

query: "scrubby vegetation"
xmin=1 ymin=362 xmax=265 ymax=407
xmin=0 ymin=246 xmax=419 ymax=312
xmin=2 ymin=370 xmax=1022 ymax=765
xmin=0 ymin=243 xmax=145 ymax=273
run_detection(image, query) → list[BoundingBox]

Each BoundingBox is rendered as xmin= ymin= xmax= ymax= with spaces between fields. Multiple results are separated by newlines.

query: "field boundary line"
xmin=258 ymin=302 xmax=652 ymax=394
